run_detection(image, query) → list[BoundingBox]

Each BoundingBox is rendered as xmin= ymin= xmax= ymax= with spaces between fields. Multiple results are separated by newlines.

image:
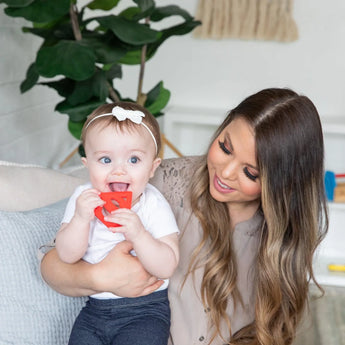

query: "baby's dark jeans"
xmin=68 ymin=289 xmax=170 ymax=345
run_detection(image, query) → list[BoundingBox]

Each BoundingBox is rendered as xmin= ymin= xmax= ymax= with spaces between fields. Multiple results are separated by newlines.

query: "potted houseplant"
xmin=1 ymin=0 xmax=200 ymax=158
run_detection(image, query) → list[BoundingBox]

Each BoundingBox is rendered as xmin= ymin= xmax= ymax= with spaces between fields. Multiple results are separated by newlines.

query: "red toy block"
xmin=95 ymin=191 xmax=132 ymax=228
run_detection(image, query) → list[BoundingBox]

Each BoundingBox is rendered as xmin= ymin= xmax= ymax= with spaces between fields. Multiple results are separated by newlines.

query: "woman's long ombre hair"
xmin=189 ymin=88 xmax=328 ymax=345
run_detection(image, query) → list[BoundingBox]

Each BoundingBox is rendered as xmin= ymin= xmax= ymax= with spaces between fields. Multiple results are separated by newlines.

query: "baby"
xmin=55 ymin=102 xmax=179 ymax=345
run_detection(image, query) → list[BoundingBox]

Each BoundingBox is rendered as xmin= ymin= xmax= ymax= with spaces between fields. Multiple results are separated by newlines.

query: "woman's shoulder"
xmin=150 ymin=155 xmax=204 ymax=205
xmin=160 ymin=155 xmax=203 ymax=177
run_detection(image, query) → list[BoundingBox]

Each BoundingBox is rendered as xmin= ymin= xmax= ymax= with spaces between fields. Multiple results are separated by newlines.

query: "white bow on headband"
xmin=111 ymin=106 xmax=145 ymax=124
xmin=85 ymin=106 xmax=158 ymax=154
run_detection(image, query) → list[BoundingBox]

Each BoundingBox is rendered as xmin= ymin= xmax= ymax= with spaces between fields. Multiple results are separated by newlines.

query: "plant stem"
xmin=136 ymin=44 xmax=147 ymax=105
xmin=70 ymin=4 xmax=121 ymax=104
xmin=70 ymin=3 xmax=82 ymax=41
xmin=136 ymin=17 xmax=150 ymax=106
xmin=107 ymin=81 xmax=121 ymax=103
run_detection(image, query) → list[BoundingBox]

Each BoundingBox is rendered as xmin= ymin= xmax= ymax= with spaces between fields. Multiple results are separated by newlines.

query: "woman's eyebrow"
xmin=224 ymin=133 xmax=234 ymax=151
xmin=225 ymin=132 xmax=259 ymax=171
xmin=247 ymin=163 xmax=259 ymax=171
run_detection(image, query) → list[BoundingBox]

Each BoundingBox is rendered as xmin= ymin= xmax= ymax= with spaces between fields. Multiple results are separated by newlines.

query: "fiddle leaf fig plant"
xmin=1 ymin=0 xmax=201 ymax=141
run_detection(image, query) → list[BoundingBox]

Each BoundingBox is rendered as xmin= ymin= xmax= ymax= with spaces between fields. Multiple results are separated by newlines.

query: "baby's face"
xmin=82 ymin=123 xmax=160 ymax=206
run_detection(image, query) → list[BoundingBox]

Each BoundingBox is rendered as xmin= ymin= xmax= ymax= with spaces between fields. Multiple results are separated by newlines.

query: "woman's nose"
xmin=221 ymin=161 xmax=238 ymax=180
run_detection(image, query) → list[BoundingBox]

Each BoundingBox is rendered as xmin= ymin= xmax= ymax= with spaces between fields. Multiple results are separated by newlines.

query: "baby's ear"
xmin=81 ymin=156 xmax=87 ymax=167
xmin=150 ymin=157 xmax=161 ymax=178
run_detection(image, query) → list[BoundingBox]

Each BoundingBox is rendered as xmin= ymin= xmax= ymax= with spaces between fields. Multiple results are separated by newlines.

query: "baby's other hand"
xmin=105 ymin=209 xmax=146 ymax=243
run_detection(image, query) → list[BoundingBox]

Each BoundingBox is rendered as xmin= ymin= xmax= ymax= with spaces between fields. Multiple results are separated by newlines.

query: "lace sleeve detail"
xmin=150 ymin=155 xmax=204 ymax=211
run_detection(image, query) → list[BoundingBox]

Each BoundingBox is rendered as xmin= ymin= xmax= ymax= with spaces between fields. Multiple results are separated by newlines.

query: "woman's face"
xmin=207 ymin=117 xmax=261 ymax=220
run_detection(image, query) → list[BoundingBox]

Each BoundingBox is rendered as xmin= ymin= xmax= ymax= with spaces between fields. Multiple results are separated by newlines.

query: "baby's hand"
xmin=75 ymin=189 xmax=104 ymax=222
xmin=105 ymin=209 xmax=146 ymax=243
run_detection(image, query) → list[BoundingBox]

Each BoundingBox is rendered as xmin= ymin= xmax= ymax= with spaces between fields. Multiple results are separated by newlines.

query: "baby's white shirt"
xmin=62 ymin=182 xmax=179 ymax=299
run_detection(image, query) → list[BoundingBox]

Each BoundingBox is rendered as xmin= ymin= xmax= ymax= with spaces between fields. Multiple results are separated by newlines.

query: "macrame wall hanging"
xmin=193 ymin=0 xmax=298 ymax=42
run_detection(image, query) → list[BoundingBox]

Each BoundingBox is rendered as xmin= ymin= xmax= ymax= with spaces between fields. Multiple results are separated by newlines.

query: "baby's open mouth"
xmin=109 ymin=182 xmax=129 ymax=192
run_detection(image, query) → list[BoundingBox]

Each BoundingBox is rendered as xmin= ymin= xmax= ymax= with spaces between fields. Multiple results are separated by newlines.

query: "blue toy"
xmin=324 ymin=171 xmax=345 ymax=201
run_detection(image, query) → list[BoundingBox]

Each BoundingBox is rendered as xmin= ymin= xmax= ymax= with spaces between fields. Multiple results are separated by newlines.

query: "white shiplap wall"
xmin=1 ymin=0 xmax=345 ymax=169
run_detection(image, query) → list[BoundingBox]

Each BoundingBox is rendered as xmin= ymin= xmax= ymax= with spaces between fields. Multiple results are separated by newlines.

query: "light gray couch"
xmin=0 ymin=161 xmax=90 ymax=345
xmin=0 ymin=161 xmax=343 ymax=345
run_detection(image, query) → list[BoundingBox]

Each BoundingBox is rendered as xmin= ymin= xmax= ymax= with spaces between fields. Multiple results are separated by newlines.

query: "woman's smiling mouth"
xmin=214 ymin=175 xmax=235 ymax=193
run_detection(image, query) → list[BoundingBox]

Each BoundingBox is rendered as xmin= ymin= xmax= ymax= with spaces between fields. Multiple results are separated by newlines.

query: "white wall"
xmin=0 ymin=10 xmax=79 ymax=168
xmin=142 ymin=0 xmax=345 ymax=117
xmin=1 ymin=0 xmax=345 ymax=168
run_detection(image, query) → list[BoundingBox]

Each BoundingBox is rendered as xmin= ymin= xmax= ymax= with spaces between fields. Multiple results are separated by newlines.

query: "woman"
xmin=41 ymin=88 xmax=328 ymax=345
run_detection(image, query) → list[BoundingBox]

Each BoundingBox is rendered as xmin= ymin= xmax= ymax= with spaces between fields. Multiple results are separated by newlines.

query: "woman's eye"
xmin=100 ymin=157 xmax=111 ymax=164
xmin=243 ymin=167 xmax=258 ymax=182
xmin=129 ymin=156 xmax=139 ymax=164
xmin=218 ymin=140 xmax=231 ymax=155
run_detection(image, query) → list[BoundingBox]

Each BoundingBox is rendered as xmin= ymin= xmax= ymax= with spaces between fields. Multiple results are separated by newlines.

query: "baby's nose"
xmin=111 ymin=162 xmax=126 ymax=175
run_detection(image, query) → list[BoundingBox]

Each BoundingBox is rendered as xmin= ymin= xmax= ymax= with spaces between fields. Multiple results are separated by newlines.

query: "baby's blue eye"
xmin=129 ymin=156 xmax=139 ymax=164
xmin=100 ymin=157 xmax=111 ymax=164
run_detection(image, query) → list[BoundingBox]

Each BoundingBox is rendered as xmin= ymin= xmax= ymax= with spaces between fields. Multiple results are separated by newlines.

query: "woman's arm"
xmin=40 ymin=241 xmax=164 ymax=297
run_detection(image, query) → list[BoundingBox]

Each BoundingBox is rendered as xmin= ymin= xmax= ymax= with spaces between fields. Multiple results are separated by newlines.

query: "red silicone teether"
xmin=95 ymin=191 xmax=132 ymax=228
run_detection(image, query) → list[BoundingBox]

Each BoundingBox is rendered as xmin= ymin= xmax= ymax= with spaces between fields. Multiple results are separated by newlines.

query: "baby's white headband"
xmin=85 ymin=106 xmax=158 ymax=154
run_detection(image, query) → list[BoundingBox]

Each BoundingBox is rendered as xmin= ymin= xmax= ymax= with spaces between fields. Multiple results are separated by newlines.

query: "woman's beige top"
xmin=39 ymin=155 xmax=262 ymax=345
xmin=151 ymin=156 xmax=263 ymax=345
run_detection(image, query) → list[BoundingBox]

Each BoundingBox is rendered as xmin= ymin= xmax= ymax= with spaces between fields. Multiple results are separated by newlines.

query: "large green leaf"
xmin=23 ymin=26 xmax=57 ymax=40
xmin=145 ymin=81 xmax=170 ymax=116
xmin=118 ymin=49 xmax=142 ymax=65
xmin=92 ymin=70 xmax=109 ymax=101
xmin=4 ymin=0 xmax=70 ymax=22
xmin=23 ymin=19 xmax=73 ymax=47
xmin=96 ymin=15 xmax=161 ymax=45
xmin=67 ymin=80 xmax=94 ymax=106
xmin=56 ymin=98 xmax=104 ymax=122
xmin=80 ymin=36 xmax=127 ymax=64
xmin=120 ymin=19 xmax=200 ymax=65
xmin=150 ymin=5 xmax=193 ymax=22
xmin=160 ymin=20 xmax=201 ymax=39
xmin=68 ymin=120 xmax=85 ymax=140
xmin=104 ymin=63 xmax=122 ymax=80
xmin=87 ymin=0 xmax=120 ymax=11
xmin=47 ymin=22 xmax=74 ymax=41
xmin=40 ymin=78 xmax=75 ymax=98
xmin=36 ymin=41 xmax=96 ymax=81
xmin=133 ymin=0 xmax=154 ymax=12
xmin=20 ymin=62 xmax=39 ymax=93
xmin=117 ymin=3 xmax=154 ymax=22
xmin=119 ymin=7 xmax=142 ymax=21
xmin=146 ymin=19 xmax=201 ymax=58
xmin=0 ymin=0 xmax=33 ymax=7
xmin=65 ymin=70 xmax=111 ymax=106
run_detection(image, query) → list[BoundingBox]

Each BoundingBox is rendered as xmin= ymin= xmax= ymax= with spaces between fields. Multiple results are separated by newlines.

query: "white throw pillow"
xmin=0 ymin=161 xmax=87 ymax=211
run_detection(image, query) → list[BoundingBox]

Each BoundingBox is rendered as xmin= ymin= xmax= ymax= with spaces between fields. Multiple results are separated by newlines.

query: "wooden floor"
xmin=293 ymin=285 xmax=345 ymax=345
